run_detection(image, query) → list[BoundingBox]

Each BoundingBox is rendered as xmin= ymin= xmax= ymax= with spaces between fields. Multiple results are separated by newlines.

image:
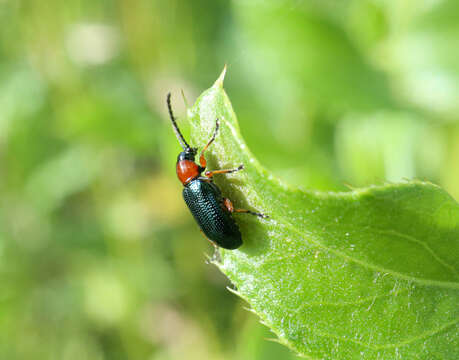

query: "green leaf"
xmin=186 ymin=70 xmax=459 ymax=360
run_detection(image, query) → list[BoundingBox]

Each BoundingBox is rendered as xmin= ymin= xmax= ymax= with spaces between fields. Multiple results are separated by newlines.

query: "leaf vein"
xmin=375 ymin=317 xmax=459 ymax=349
xmin=292 ymin=289 xmax=409 ymax=312
xmin=373 ymin=229 xmax=459 ymax=279
xmin=276 ymin=217 xmax=459 ymax=289
xmin=307 ymin=318 xmax=459 ymax=351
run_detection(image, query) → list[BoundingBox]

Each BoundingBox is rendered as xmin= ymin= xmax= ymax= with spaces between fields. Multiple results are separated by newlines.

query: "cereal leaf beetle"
xmin=167 ymin=93 xmax=267 ymax=250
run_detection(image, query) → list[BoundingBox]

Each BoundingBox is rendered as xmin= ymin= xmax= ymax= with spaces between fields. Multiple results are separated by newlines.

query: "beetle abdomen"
xmin=183 ymin=179 xmax=242 ymax=249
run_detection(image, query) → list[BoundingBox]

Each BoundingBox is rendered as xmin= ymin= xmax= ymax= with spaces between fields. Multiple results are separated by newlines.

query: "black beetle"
xmin=167 ymin=93 xmax=266 ymax=250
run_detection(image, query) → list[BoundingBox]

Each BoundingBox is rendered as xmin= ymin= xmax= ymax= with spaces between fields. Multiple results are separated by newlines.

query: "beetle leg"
xmin=197 ymin=176 xmax=213 ymax=183
xmin=223 ymin=198 xmax=234 ymax=212
xmin=205 ymin=164 xmax=244 ymax=178
xmin=200 ymin=230 xmax=222 ymax=263
xmin=234 ymin=208 xmax=269 ymax=219
xmin=223 ymin=198 xmax=269 ymax=219
xmin=210 ymin=242 xmax=222 ymax=263
xmin=199 ymin=119 xmax=220 ymax=169
xmin=224 ymin=198 xmax=268 ymax=218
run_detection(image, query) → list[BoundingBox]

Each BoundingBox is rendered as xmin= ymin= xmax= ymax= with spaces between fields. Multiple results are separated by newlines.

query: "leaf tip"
xmin=214 ymin=65 xmax=227 ymax=88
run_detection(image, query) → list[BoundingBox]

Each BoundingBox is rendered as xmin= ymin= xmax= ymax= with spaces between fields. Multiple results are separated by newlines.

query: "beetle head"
xmin=177 ymin=147 xmax=198 ymax=162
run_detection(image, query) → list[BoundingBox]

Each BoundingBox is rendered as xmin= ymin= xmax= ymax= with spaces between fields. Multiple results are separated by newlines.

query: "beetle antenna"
xmin=167 ymin=92 xmax=190 ymax=150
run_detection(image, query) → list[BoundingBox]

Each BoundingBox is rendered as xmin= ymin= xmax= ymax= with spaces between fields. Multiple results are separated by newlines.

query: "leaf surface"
xmin=187 ymin=71 xmax=459 ymax=360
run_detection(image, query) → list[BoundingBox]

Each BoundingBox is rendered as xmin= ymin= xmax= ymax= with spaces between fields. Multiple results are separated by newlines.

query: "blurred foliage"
xmin=0 ymin=0 xmax=458 ymax=359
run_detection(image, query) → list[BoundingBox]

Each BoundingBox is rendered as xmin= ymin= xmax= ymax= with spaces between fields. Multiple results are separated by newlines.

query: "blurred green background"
xmin=1 ymin=0 xmax=459 ymax=359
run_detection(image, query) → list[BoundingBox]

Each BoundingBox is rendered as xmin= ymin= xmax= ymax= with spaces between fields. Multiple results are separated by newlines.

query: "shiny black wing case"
xmin=183 ymin=179 xmax=242 ymax=249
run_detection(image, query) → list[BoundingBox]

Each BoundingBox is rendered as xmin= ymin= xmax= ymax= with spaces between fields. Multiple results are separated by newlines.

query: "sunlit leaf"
xmin=187 ymin=70 xmax=459 ymax=360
